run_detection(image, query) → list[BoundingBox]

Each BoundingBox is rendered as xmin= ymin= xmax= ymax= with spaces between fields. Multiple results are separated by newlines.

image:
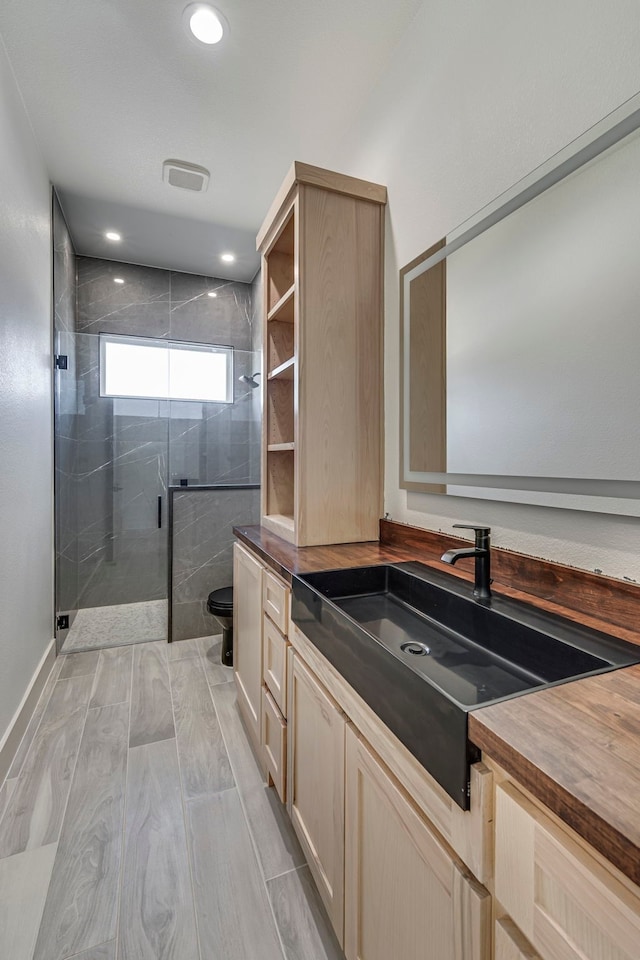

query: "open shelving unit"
xmin=258 ymin=162 xmax=387 ymax=546
xmin=262 ymin=206 xmax=296 ymax=539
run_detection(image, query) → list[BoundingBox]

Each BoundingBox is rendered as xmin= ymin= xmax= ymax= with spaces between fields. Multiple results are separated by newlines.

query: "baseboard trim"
xmin=0 ymin=639 xmax=56 ymax=784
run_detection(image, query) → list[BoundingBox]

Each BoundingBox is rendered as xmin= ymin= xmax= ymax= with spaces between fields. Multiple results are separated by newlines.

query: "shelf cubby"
xmin=266 ymin=212 xmax=294 ymax=312
xmin=267 ymin=318 xmax=294 ymax=372
xmin=267 ymin=379 xmax=294 ymax=446
xmin=267 ymin=283 xmax=295 ymax=323
xmin=265 ymin=449 xmax=294 ymax=526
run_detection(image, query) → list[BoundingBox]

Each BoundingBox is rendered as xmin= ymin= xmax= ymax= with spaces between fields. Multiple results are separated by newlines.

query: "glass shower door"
xmin=109 ymin=395 xmax=169 ymax=606
xmin=55 ymin=333 xmax=169 ymax=652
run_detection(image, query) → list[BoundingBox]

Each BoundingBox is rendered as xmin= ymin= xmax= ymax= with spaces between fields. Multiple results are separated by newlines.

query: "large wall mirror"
xmin=401 ymin=93 xmax=640 ymax=516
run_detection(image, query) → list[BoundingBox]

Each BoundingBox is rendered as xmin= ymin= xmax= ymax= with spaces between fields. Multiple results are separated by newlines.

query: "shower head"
xmin=238 ymin=372 xmax=261 ymax=389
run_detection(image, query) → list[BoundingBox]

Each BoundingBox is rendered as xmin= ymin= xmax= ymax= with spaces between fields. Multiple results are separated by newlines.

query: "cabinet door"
xmin=263 ymin=569 xmax=289 ymax=636
xmin=344 ymin=726 xmax=490 ymax=960
xmin=233 ymin=542 xmax=264 ymax=751
xmin=262 ymin=685 xmax=287 ymax=803
xmin=495 ymin=918 xmax=542 ymax=960
xmin=263 ymin=614 xmax=288 ymax=717
xmin=495 ymin=781 xmax=640 ymax=960
xmin=288 ymin=651 xmax=346 ymax=943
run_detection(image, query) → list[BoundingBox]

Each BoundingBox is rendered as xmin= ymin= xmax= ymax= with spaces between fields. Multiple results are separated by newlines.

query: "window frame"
xmin=99 ymin=332 xmax=235 ymax=404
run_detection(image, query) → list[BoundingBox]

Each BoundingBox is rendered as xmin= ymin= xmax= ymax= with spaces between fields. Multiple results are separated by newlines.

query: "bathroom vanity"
xmin=232 ymin=521 xmax=640 ymax=960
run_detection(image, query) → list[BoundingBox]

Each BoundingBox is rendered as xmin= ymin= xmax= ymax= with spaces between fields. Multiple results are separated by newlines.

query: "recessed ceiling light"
xmin=113 ymin=278 xmax=125 ymax=284
xmin=183 ymin=3 xmax=226 ymax=45
xmin=207 ymin=291 xmax=218 ymax=298
xmin=105 ymin=231 xmax=121 ymax=242
xmin=221 ymin=252 xmax=235 ymax=263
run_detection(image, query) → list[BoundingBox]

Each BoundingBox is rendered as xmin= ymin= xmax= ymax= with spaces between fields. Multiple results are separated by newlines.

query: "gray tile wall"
xmin=171 ymin=487 xmax=261 ymax=642
xmin=64 ymin=258 xmax=261 ymax=609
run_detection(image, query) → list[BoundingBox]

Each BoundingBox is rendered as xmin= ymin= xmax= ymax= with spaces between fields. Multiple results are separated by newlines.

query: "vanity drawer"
xmin=263 ymin=614 xmax=288 ymax=717
xmin=263 ymin=570 xmax=289 ymax=635
xmin=495 ymin=781 xmax=640 ymax=960
xmin=262 ymin=685 xmax=287 ymax=803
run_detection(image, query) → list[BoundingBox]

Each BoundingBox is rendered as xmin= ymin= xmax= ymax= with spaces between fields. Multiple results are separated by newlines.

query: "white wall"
xmin=339 ymin=0 xmax=640 ymax=580
xmin=0 ymin=38 xmax=53 ymax=741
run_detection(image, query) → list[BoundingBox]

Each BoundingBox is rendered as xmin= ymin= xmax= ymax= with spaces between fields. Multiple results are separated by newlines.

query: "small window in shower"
xmin=99 ymin=334 xmax=233 ymax=403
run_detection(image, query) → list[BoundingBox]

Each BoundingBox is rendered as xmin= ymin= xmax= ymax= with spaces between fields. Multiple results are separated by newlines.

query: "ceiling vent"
xmin=162 ymin=159 xmax=210 ymax=192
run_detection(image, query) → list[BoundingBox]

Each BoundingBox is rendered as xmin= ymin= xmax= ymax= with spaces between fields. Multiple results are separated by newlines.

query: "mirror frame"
xmin=400 ymin=93 xmax=640 ymax=516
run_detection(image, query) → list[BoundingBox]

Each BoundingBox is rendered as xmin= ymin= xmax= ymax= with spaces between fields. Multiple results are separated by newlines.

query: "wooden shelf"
xmin=267 ymin=283 xmax=295 ymax=323
xmin=268 ymin=357 xmax=295 ymax=381
xmin=263 ymin=514 xmax=295 ymax=535
xmin=268 ymin=442 xmax=295 ymax=452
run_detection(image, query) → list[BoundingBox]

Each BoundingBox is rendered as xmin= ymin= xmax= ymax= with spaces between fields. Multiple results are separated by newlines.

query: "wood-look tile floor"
xmin=0 ymin=635 xmax=344 ymax=960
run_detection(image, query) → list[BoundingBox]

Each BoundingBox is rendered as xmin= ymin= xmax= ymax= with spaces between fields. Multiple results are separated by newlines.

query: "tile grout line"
xmin=167 ymin=642 xmax=204 ymax=960
xmin=88 ymin=650 xmax=103 ymax=706
xmin=182 ymin=783 xmax=238 ymax=804
xmin=57 ymin=670 xmax=98 ymax=680
xmin=202 ymin=668 xmax=288 ymax=960
xmin=31 ymin=661 xmax=97 ymax=956
xmin=62 ymin=938 xmax=114 ymax=960
xmin=267 ymin=863 xmax=308 ymax=884
xmin=112 ymin=640 xmax=136 ymax=960
xmin=127 ymin=733 xmax=177 ymax=749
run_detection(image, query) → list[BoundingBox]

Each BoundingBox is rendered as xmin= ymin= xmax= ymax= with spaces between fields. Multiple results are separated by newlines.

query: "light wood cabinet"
xmin=495 ymin=780 xmax=640 ymax=960
xmin=290 ymin=621 xmax=493 ymax=884
xmin=495 ymin=918 xmax=541 ymax=960
xmin=263 ymin=569 xmax=289 ymax=635
xmin=261 ymin=685 xmax=287 ymax=802
xmin=262 ymin=613 xmax=288 ymax=717
xmin=257 ymin=162 xmax=386 ymax=547
xmin=235 ymin=548 xmax=493 ymax=956
xmin=260 ymin=567 xmax=290 ymax=793
xmin=344 ymin=725 xmax=490 ymax=960
xmin=232 ymin=542 xmax=264 ymax=752
xmin=288 ymin=648 xmax=346 ymax=941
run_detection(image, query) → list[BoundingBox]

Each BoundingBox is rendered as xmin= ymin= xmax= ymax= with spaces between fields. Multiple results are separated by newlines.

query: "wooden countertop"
xmin=469 ymin=666 xmax=640 ymax=886
xmin=232 ymin=524 xmax=419 ymax=581
xmin=235 ymin=522 xmax=640 ymax=887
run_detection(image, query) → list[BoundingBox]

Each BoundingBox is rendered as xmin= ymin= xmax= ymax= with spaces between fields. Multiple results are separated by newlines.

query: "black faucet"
xmin=440 ymin=524 xmax=492 ymax=601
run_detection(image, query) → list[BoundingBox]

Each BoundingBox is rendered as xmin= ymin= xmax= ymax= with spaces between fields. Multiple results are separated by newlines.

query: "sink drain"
xmin=401 ymin=641 xmax=431 ymax=656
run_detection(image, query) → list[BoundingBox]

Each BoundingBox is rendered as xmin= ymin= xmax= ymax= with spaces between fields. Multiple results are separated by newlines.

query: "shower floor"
xmin=61 ymin=599 xmax=168 ymax=653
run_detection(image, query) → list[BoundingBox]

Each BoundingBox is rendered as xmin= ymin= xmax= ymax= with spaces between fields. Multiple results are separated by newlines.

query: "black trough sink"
xmin=291 ymin=561 xmax=640 ymax=809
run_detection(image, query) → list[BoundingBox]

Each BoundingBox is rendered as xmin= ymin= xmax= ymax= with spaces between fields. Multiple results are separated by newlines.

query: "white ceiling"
xmin=0 ymin=0 xmax=421 ymax=282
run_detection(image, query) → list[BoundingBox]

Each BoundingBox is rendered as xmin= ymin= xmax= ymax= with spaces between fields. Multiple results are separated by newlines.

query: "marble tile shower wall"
xmin=171 ymin=486 xmax=260 ymax=641
xmin=67 ymin=257 xmax=261 ymax=610
xmin=53 ymin=193 xmax=79 ymax=614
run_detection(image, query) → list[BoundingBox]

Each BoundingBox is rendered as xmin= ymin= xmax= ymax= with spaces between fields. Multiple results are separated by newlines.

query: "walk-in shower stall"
xmin=53 ymin=198 xmax=261 ymax=652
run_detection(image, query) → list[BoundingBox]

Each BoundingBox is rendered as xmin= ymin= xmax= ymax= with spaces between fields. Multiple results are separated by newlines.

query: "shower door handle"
xmin=157 ymin=495 xmax=162 ymax=529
